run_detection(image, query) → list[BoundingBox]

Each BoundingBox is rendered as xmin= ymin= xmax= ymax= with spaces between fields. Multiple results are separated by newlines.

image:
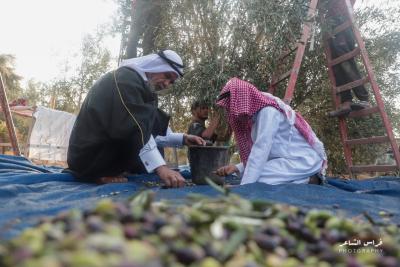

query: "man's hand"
xmin=215 ymin=164 xmax=239 ymax=176
xmin=155 ymin=165 xmax=185 ymax=188
xmin=183 ymin=134 xmax=206 ymax=146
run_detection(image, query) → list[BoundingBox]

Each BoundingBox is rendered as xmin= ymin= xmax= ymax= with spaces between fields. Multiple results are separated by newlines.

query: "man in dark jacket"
xmin=326 ymin=0 xmax=370 ymax=117
xmin=66 ymin=50 xmax=205 ymax=187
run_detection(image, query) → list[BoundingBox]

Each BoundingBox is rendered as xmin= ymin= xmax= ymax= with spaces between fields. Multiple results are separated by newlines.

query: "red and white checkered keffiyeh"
xmin=216 ymin=78 xmax=327 ymax=174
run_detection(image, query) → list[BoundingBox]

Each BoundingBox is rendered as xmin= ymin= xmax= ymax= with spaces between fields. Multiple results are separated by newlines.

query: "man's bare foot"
xmin=96 ymin=176 xmax=128 ymax=185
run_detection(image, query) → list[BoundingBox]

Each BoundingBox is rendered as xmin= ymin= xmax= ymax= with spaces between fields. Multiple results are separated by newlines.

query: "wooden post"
xmin=24 ymin=108 xmax=37 ymax=158
xmin=0 ymin=73 xmax=21 ymax=156
xmin=168 ymin=100 xmax=179 ymax=168
xmin=283 ymin=0 xmax=319 ymax=104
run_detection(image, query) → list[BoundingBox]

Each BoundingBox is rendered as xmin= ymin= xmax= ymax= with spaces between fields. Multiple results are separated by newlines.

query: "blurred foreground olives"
xmin=0 ymin=191 xmax=399 ymax=267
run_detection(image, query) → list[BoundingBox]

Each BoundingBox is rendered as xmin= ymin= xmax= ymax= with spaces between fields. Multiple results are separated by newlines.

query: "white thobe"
xmin=236 ymin=107 xmax=323 ymax=185
xmin=139 ymin=127 xmax=183 ymax=173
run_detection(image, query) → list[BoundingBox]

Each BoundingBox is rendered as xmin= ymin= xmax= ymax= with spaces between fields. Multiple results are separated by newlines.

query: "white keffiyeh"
xmin=119 ymin=50 xmax=183 ymax=81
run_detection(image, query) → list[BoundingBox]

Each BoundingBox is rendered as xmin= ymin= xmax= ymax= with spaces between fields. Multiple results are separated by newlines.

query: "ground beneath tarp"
xmin=0 ymin=154 xmax=399 ymax=240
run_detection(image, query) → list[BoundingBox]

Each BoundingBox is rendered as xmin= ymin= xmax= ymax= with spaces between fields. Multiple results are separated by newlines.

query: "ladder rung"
xmin=350 ymin=165 xmax=399 ymax=173
xmin=345 ymin=136 xmax=390 ymax=146
xmin=329 ymin=48 xmax=360 ymax=66
xmin=271 ymin=70 xmax=291 ymax=86
xmin=332 ymin=20 xmax=352 ymax=36
xmin=335 ymin=77 xmax=369 ymax=94
xmin=348 ymin=106 xmax=380 ymax=118
xmin=279 ymin=46 xmax=298 ymax=61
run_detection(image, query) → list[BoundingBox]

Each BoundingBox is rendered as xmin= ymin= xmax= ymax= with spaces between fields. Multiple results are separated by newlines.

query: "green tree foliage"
xmin=0 ymin=29 xmax=112 ymax=150
xmin=72 ymin=30 xmax=112 ymax=112
xmin=25 ymin=29 xmax=112 ymax=113
xmin=112 ymin=0 xmax=133 ymax=61
xmin=0 ymin=55 xmax=29 ymax=147
xmin=24 ymin=80 xmax=46 ymax=107
xmin=115 ymin=0 xmax=165 ymax=59
xmin=0 ymin=54 xmax=23 ymax=100
xmin=115 ymin=0 xmax=400 ymax=174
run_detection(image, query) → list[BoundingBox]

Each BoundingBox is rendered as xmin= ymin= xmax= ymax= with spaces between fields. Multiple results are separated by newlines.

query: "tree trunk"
xmin=126 ymin=0 xmax=164 ymax=58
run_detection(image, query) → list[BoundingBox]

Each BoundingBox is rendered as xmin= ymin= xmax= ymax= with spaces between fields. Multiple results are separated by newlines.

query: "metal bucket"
xmin=188 ymin=146 xmax=230 ymax=185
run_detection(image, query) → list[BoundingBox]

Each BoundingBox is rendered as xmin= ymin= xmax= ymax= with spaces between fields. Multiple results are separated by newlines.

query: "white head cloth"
xmin=119 ymin=50 xmax=183 ymax=81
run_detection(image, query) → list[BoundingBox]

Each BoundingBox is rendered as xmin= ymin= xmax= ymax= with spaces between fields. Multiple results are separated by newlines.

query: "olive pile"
xmin=0 ymin=191 xmax=399 ymax=267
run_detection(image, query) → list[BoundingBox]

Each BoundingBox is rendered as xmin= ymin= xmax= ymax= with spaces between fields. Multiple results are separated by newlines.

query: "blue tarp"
xmin=0 ymin=154 xmax=399 ymax=240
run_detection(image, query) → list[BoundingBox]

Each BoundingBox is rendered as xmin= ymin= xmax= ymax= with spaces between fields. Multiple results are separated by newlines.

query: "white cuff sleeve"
xmin=154 ymin=127 xmax=184 ymax=148
xmin=139 ymin=135 xmax=166 ymax=173
xmin=166 ymin=133 xmax=184 ymax=147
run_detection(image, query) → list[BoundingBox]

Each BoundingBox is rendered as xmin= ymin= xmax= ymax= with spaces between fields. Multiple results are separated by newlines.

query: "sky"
xmin=0 ymin=0 xmax=397 ymax=85
xmin=0 ymin=0 xmax=120 ymax=84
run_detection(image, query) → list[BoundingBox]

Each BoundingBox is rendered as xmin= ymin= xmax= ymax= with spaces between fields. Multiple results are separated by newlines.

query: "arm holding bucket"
xmin=183 ymin=134 xmax=206 ymax=146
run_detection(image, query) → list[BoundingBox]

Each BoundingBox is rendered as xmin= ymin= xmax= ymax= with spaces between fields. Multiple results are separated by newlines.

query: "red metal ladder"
xmin=268 ymin=0 xmax=400 ymax=175
xmin=0 ymin=73 xmax=21 ymax=156
xmin=324 ymin=0 xmax=400 ymax=174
